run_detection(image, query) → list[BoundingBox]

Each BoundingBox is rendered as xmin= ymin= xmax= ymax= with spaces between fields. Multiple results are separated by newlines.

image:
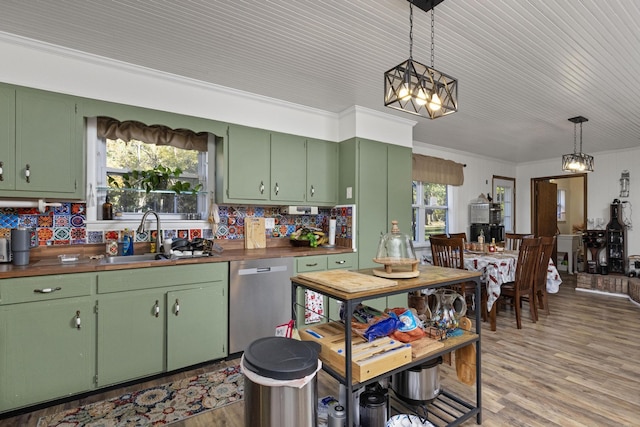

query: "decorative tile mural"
xmin=0 ymin=203 xmax=354 ymax=247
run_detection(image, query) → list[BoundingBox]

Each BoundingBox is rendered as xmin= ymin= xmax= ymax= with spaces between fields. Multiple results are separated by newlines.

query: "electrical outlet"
xmin=264 ymin=218 xmax=275 ymax=229
xmin=346 ymin=187 xmax=353 ymax=199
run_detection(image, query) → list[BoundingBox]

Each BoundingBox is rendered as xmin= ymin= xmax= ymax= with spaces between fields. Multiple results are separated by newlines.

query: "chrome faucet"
xmin=137 ymin=210 xmax=162 ymax=251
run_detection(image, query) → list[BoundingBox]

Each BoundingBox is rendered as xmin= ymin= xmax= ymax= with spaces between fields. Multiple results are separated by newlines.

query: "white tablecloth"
xmin=464 ymin=251 xmax=562 ymax=311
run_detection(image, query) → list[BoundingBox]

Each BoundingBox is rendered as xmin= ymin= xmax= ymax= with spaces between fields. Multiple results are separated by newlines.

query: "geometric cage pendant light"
xmin=562 ymin=116 xmax=594 ymax=172
xmin=384 ymin=1 xmax=458 ymax=119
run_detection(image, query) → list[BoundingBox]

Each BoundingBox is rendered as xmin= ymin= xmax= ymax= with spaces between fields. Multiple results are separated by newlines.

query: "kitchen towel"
xmin=305 ymin=290 xmax=324 ymax=324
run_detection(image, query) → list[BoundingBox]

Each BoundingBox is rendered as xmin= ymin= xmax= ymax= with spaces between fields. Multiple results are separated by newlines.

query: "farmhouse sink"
xmin=100 ymin=253 xmax=167 ymax=264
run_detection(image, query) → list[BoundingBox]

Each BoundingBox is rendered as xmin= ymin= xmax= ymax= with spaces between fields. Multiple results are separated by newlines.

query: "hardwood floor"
xmin=2 ymin=272 xmax=639 ymax=426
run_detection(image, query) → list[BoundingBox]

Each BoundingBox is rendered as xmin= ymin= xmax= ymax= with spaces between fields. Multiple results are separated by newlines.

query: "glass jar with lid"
xmin=373 ymin=220 xmax=419 ymax=278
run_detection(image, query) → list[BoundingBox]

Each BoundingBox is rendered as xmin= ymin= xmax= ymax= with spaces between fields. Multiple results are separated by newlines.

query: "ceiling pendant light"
xmin=384 ymin=0 xmax=457 ymax=119
xmin=562 ymin=116 xmax=594 ymax=173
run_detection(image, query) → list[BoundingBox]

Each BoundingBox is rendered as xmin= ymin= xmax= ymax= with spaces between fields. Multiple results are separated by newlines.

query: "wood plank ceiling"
xmin=1 ymin=0 xmax=639 ymax=164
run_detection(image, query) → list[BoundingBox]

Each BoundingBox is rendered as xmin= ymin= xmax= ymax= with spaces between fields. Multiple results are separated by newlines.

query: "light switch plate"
xmin=265 ymin=218 xmax=276 ymax=229
xmin=346 ymin=187 xmax=353 ymax=199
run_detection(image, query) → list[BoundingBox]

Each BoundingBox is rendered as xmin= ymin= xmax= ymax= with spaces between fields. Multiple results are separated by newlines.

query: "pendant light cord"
xmin=579 ymin=122 xmax=583 ymax=153
xmin=431 ymin=9 xmax=435 ymax=67
xmin=573 ymin=123 xmax=578 ymax=154
xmin=409 ymin=2 xmax=414 ymax=60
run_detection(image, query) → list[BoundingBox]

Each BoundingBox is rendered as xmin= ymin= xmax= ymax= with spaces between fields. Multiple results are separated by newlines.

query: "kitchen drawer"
xmin=0 ymin=273 xmax=95 ymax=305
xmin=296 ymin=255 xmax=328 ymax=273
xmin=97 ymin=263 xmax=227 ymax=293
xmin=327 ymin=252 xmax=357 ymax=270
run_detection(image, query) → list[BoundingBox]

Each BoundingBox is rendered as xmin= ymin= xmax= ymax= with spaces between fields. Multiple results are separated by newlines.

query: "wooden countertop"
xmin=0 ymin=243 xmax=355 ymax=279
xmin=292 ymin=265 xmax=481 ymax=300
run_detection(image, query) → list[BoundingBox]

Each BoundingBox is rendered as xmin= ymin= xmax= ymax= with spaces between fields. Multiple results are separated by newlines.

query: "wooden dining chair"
xmin=430 ymin=236 xmax=485 ymax=321
xmin=430 ymin=236 xmax=465 ymax=269
xmin=504 ymin=233 xmax=534 ymax=251
xmin=448 ymin=232 xmax=467 ymax=242
xmin=527 ymin=235 xmax=556 ymax=320
xmin=497 ymin=237 xmax=541 ymax=329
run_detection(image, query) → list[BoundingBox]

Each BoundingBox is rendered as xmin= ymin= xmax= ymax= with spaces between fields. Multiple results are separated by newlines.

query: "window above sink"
xmin=86 ymin=117 xmax=217 ymax=223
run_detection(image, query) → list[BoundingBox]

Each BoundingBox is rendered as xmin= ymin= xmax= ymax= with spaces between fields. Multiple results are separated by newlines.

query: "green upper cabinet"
xmin=0 ymin=85 xmax=84 ymax=198
xmin=306 ymin=138 xmax=338 ymax=204
xmin=339 ymin=138 xmax=412 ymax=270
xmin=219 ymin=124 xmax=270 ymax=202
xmin=217 ymin=125 xmax=338 ymax=206
xmin=0 ymin=85 xmax=16 ymax=190
xmin=271 ymin=132 xmax=306 ymax=202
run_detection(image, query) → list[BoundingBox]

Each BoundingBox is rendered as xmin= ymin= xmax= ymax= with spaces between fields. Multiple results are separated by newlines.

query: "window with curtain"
xmin=411 ymin=154 xmax=464 ymax=244
xmin=97 ymin=117 xmax=209 ymax=217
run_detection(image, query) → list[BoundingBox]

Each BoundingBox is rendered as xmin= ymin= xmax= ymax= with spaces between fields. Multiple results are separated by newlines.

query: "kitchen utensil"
xmin=455 ymin=316 xmax=476 ymax=385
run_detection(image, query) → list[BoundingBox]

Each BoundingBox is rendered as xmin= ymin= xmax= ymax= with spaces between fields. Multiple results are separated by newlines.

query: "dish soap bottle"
xmin=102 ymin=195 xmax=113 ymax=220
xmin=122 ymin=229 xmax=134 ymax=256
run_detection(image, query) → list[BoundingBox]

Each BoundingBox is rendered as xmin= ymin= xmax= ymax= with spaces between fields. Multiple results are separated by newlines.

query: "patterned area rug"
xmin=37 ymin=365 xmax=243 ymax=427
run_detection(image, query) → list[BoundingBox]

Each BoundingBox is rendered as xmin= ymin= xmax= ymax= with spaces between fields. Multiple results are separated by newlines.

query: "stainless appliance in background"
xmin=229 ymin=257 xmax=294 ymax=355
xmin=469 ymin=202 xmax=502 ymax=225
xmin=0 ymin=238 xmax=11 ymax=263
xmin=470 ymin=201 xmax=504 ymax=242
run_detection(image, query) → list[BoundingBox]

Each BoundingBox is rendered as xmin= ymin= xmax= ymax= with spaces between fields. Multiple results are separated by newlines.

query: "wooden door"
xmin=534 ymin=180 xmax=558 ymax=237
xmin=534 ymin=180 xmax=558 ymax=263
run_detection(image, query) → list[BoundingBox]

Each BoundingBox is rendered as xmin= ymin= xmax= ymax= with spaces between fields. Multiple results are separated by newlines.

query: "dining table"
xmin=463 ymin=250 xmax=562 ymax=331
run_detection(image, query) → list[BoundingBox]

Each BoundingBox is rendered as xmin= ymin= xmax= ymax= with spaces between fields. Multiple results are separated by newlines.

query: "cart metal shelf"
xmin=291 ymin=265 xmax=483 ymax=426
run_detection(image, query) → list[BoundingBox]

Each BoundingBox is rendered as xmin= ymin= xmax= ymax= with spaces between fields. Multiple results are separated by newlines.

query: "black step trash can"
xmin=242 ymin=337 xmax=321 ymax=427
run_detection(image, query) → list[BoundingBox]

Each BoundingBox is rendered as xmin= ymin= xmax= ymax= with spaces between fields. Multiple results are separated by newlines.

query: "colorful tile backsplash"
xmin=0 ymin=203 xmax=354 ymax=247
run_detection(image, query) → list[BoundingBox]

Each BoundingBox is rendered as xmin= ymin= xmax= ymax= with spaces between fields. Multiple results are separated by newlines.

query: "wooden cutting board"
xmin=296 ymin=270 xmax=397 ymax=293
xmin=244 ymin=217 xmax=266 ymax=249
xmin=455 ymin=316 xmax=476 ymax=385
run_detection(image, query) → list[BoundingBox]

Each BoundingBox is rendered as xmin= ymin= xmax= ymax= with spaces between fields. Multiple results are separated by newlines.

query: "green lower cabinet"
xmin=295 ymin=255 xmax=328 ymax=327
xmin=96 ymin=263 xmax=228 ymax=387
xmin=0 ymin=297 xmax=95 ymax=412
xmin=97 ymin=289 xmax=165 ymax=387
xmin=167 ymin=283 xmax=227 ymax=371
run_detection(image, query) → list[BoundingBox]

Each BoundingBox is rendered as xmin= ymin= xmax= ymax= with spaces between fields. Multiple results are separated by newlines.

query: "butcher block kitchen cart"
xmin=291 ymin=265 xmax=482 ymax=427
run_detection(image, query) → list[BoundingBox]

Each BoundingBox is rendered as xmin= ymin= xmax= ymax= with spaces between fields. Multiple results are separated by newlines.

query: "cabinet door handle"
xmin=335 ymin=260 xmax=346 ymax=265
xmin=34 ymin=287 xmax=62 ymax=293
xmin=274 ymin=182 xmax=279 ymax=196
xmin=310 ymin=185 xmax=315 ymax=197
xmin=174 ymin=299 xmax=180 ymax=316
xmin=154 ymin=300 xmax=160 ymax=318
xmin=259 ymin=181 xmax=265 ymax=194
xmin=0 ymin=161 xmax=3 ymax=181
xmin=25 ymin=164 xmax=30 ymax=183
xmin=75 ymin=310 xmax=81 ymax=329
xmin=306 ymin=262 xmax=318 ymax=267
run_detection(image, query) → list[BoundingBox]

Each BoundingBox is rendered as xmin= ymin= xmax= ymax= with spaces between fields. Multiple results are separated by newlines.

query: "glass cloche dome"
xmin=373 ymin=220 xmax=419 ymax=278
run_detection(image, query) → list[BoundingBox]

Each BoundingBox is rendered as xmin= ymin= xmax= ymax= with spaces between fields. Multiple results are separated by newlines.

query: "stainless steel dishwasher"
xmin=229 ymin=257 xmax=294 ymax=354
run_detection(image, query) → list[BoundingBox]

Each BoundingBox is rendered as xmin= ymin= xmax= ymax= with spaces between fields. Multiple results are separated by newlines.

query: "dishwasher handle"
xmin=237 ymin=265 xmax=289 ymax=276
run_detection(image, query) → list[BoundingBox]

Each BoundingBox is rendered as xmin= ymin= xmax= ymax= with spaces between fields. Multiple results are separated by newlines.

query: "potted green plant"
xmin=108 ymin=165 xmax=203 ymax=194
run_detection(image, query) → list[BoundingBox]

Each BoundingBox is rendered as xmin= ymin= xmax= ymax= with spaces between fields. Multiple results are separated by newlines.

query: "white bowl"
xmin=386 ymin=414 xmax=434 ymax=427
